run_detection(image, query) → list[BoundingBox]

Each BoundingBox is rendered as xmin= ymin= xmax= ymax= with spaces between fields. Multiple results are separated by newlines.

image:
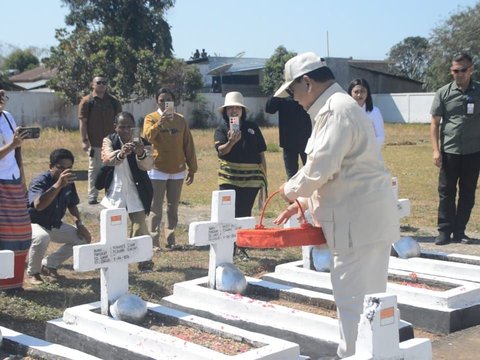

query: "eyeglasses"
xmin=286 ymin=78 xmax=302 ymax=97
xmin=451 ymin=66 xmax=472 ymax=74
xmin=96 ymin=80 xmax=108 ymax=85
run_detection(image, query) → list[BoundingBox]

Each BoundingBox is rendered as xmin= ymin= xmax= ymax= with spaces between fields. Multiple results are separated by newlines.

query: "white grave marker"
xmin=346 ymin=293 xmax=432 ymax=360
xmin=189 ymin=190 xmax=255 ymax=288
xmin=73 ymin=208 xmax=152 ymax=315
xmin=0 ymin=250 xmax=14 ymax=279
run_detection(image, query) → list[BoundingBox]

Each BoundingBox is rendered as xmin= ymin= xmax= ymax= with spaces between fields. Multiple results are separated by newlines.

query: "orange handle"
xmin=257 ymin=190 xmax=307 ymax=228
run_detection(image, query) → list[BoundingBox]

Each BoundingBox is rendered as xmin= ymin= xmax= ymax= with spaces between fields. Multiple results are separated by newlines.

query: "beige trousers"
xmin=87 ymin=146 xmax=102 ymax=202
xmin=148 ymin=178 xmax=184 ymax=247
xmin=330 ymin=241 xmax=391 ymax=358
xmin=27 ymin=223 xmax=88 ymax=275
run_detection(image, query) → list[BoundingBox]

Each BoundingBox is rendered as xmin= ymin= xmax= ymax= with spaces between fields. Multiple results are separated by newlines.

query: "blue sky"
xmin=1 ymin=0 xmax=478 ymax=60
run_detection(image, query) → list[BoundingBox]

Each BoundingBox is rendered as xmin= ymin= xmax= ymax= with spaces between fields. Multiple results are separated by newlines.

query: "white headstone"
xmin=73 ymin=208 xmax=153 ymax=315
xmin=0 ymin=250 xmax=14 ymax=279
xmin=188 ymin=190 xmax=255 ymax=288
xmin=347 ymin=293 xmax=432 ymax=360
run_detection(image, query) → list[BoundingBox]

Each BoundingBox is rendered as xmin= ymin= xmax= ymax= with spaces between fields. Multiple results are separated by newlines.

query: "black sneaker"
xmin=453 ymin=233 xmax=472 ymax=244
xmin=88 ymin=199 xmax=99 ymax=205
xmin=41 ymin=265 xmax=61 ymax=279
xmin=435 ymin=232 xmax=451 ymax=245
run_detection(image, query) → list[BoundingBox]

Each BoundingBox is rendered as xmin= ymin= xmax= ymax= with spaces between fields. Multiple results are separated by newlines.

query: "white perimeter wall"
xmin=4 ymin=91 xmax=434 ymax=128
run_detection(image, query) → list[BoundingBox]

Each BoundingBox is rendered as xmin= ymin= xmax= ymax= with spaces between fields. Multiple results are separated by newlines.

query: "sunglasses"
xmin=96 ymin=80 xmax=108 ymax=85
xmin=451 ymin=66 xmax=471 ymax=74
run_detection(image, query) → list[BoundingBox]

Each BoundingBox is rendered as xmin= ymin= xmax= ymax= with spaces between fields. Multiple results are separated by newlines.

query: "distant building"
xmin=187 ymin=55 xmax=424 ymax=97
xmin=8 ymin=64 xmax=57 ymax=91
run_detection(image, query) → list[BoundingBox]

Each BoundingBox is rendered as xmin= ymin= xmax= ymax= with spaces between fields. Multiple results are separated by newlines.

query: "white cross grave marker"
xmin=189 ymin=190 xmax=255 ymax=288
xmin=346 ymin=293 xmax=432 ymax=359
xmin=0 ymin=250 xmax=14 ymax=279
xmin=73 ymin=208 xmax=153 ymax=315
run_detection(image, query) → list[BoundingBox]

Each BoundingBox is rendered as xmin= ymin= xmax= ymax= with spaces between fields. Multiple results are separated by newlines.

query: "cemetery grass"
xmin=0 ymin=124 xmax=463 ymax=347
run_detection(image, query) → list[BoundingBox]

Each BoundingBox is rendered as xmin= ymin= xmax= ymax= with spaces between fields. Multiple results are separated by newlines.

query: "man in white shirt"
xmin=273 ymin=53 xmax=399 ymax=358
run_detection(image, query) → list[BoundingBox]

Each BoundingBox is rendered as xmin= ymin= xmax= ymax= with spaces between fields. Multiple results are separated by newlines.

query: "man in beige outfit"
xmin=273 ymin=53 xmax=399 ymax=358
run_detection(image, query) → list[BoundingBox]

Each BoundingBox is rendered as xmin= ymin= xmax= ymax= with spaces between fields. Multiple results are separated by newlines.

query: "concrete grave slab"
xmin=46 ymin=301 xmax=300 ymax=360
xmin=0 ymin=326 xmax=100 ymax=360
xmin=162 ymin=277 xmax=415 ymax=359
xmin=263 ymin=260 xmax=480 ymax=334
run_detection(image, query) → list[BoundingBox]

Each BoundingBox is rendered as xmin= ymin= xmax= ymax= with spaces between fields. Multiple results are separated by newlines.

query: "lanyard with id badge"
xmin=466 ymin=95 xmax=475 ymax=115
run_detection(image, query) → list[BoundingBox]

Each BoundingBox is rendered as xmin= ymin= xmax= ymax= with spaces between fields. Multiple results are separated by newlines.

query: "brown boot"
xmin=27 ymin=273 xmax=44 ymax=285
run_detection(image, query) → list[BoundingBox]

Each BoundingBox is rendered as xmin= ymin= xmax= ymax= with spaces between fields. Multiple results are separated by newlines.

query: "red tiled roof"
xmin=8 ymin=65 xmax=57 ymax=82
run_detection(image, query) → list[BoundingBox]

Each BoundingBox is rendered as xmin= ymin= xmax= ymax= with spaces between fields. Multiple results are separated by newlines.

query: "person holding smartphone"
xmin=143 ymin=88 xmax=197 ymax=249
xmin=100 ymin=111 xmax=154 ymax=271
xmin=0 ymin=89 xmax=32 ymax=292
xmin=26 ymin=149 xmax=91 ymax=285
xmin=214 ymin=91 xmax=267 ymax=257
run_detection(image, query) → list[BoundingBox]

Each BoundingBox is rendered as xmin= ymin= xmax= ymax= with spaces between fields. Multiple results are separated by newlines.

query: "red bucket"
xmin=0 ymin=250 xmax=28 ymax=290
xmin=237 ymin=190 xmax=326 ymax=248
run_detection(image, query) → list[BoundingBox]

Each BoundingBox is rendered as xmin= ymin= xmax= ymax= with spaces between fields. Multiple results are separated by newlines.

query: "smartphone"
xmin=229 ymin=117 xmax=240 ymax=132
xmin=71 ymin=170 xmax=88 ymax=180
xmin=20 ymin=126 xmax=41 ymax=139
xmin=165 ymin=101 xmax=174 ymax=118
xmin=130 ymin=127 xmax=140 ymax=143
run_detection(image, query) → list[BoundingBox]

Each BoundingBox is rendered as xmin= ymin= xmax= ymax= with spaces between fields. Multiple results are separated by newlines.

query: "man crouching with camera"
xmin=26 ymin=148 xmax=91 ymax=285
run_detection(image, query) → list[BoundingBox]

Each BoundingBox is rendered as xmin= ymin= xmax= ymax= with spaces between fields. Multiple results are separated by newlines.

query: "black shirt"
xmin=265 ymin=96 xmax=311 ymax=152
xmin=28 ymin=171 xmax=79 ymax=229
xmin=214 ymin=119 xmax=267 ymax=164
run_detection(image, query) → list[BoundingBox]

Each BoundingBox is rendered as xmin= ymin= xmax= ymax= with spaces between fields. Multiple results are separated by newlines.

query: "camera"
xmin=20 ymin=127 xmax=41 ymax=139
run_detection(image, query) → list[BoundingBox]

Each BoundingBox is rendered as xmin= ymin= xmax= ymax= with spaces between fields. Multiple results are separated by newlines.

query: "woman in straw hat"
xmin=214 ymin=91 xmax=267 ymax=219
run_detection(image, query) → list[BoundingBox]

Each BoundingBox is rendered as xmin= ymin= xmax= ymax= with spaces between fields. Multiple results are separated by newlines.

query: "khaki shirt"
xmin=430 ymin=80 xmax=480 ymax=155
xmin=284 ymin=83 xmax=399 ymax=251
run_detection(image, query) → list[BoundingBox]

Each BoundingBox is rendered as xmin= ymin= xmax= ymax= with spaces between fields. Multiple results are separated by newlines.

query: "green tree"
xmin=425 ymin=2 xmax=480 ymax=91
xmin=2 ymin=49 xmax=39 ymax=72
xmin=387 ymin=36 xmax=430 ymax=83
xmin=261 ymin=46 xmax=297 ymax=96
xmin=47 ymin=0 xmax=203 ymax=104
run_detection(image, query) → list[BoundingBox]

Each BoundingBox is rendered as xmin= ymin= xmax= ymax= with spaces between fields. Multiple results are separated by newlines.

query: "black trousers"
xmin=438 ymin=151 xmax=480 ymax=236
xmin=219 ymin=184 xmax=260 ymax=217
xmin=283 ymin=148 xmax=307 ymax=179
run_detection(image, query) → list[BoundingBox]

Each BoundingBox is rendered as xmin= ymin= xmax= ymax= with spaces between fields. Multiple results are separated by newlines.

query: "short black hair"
xmin=453 ymin=53 xmax=473 ymax=64
xmin=347 ymin=78 xmax=373 ymax=112
xmin=156 ymin=88 xmax=175 ymax=102
xmin=115 ymin=111 xmax=135 ymax=125
xmin=303 ymin=66 xmax=335 ymax=83
xmin=50 ymin=148 xmax=74 ymax=166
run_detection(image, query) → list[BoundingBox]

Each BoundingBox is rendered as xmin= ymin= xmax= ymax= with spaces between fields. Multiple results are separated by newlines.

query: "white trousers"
xmin=27 ymin=223 xmax=88 ymax=275
xmin=330 ymin=241 xmax=391 ymax=358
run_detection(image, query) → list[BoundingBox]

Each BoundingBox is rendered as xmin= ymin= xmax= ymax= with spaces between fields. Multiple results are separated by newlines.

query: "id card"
xmin=467 ymin=103 xmax=475 ymax=115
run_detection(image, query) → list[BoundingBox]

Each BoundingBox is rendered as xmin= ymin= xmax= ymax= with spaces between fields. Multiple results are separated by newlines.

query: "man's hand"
xmin=185 ymin=172 xmax=194 ymax=185
xmin=55 ymin=169 xmax=76 ymax=189
xmin=76 ymin=224 xmax=92 ymax=244
xmin=273 ymin=203 xmax=300 ymax=225
xmin=133 ymin=142 xmax=145 ymax=157
xmin=433 ymin=150 xmax=442 ymax=168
